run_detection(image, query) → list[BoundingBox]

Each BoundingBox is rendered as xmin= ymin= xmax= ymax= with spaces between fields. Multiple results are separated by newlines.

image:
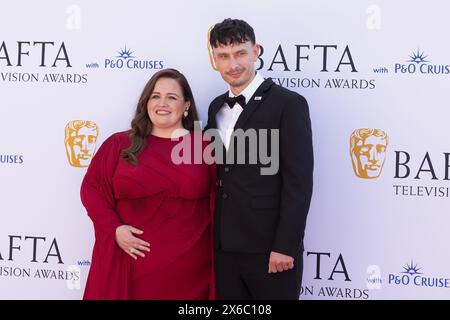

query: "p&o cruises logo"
xmin=394 ymin=50 xmax=450 ymax=75
xmin=100 ymin=45 xmax=164 ymax=70
xmin=388 ymin=261 xmax=450 ymax=289
xmin=373 ymin=49 xmax=450 ymax=75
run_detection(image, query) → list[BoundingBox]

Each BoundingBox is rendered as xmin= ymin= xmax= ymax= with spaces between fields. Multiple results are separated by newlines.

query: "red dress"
xmin=80 ymin=131 xmax=215 ymax=299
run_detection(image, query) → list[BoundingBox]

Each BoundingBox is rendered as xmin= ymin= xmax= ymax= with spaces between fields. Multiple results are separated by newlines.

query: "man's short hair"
xmin=209 ymin=18 xmax=255 ymax=48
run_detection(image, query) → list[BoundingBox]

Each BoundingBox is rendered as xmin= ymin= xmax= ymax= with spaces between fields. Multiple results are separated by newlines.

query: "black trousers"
xmin=215 ymin=249 xmax=303 ymax=300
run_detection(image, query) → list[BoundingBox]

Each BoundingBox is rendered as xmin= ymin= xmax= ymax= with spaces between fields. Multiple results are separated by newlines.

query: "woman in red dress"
xmin=80 ymin=69 xmax=215 ymax=299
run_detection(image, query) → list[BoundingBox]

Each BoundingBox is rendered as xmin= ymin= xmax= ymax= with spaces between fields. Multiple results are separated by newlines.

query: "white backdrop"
xmin=1 ymin=0 xmax=449 ymax=299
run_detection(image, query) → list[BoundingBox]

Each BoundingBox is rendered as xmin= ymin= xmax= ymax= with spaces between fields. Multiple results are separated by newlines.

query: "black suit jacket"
xmin=205 ymin=78 xmax=313 ymax=258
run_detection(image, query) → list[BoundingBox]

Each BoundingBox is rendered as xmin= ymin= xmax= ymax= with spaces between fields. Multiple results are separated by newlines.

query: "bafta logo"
xmin=350 ymin=128 xmax=389 ymax=179
xmin=207 ymin=26 xmax=219 ymax=71
xmin=65 ymin=120 xmax=99 ymax=167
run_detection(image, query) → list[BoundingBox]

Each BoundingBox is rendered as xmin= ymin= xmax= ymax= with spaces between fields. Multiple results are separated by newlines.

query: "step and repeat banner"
xmin=1 ymin=0 xmax=449 ymax=299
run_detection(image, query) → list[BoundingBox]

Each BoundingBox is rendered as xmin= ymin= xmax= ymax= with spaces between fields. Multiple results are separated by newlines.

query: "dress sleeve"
xmin=81 ymin=133 xmax=131 ymax=300
xmin=80 ymin=134 xmax=123 ymax=242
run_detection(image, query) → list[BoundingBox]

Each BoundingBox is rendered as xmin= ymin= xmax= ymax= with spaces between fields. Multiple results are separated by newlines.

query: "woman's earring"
xmin=183 ymin=108 xmax=189 ymax=118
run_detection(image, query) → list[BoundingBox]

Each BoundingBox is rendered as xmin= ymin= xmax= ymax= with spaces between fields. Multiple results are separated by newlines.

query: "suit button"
xmin=222 ymin=193 xmax=228 ymax=199
xmin=224 ymin=167 xmax=230 ymax=173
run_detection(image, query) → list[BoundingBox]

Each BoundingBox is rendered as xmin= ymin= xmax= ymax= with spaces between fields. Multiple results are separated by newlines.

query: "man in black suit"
xmin=205 ymin=18 xmax=313 ymax=299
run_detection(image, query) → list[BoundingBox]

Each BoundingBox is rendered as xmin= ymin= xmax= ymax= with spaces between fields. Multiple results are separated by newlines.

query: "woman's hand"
xmin=115 ymin=225 xmax=151 ymax=260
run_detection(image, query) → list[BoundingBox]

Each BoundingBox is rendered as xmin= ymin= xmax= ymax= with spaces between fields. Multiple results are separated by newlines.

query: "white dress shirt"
xmin=216 ymin=73 xmax=264 ymax=150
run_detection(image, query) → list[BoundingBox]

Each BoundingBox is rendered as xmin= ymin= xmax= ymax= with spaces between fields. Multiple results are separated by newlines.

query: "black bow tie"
xmin=224 ymin=94 xmax=246 ymax=108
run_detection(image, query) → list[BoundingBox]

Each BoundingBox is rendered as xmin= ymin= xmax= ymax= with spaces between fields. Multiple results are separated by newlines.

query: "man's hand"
xmin=115 ymin=225 xmax=151 ymax=260
xmin=268 ymin=251 xmax=294 ymax=273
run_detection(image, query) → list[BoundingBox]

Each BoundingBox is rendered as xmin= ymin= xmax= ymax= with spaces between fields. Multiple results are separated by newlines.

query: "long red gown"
xmin=80 ymin=131 xmax=215 ymax=299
